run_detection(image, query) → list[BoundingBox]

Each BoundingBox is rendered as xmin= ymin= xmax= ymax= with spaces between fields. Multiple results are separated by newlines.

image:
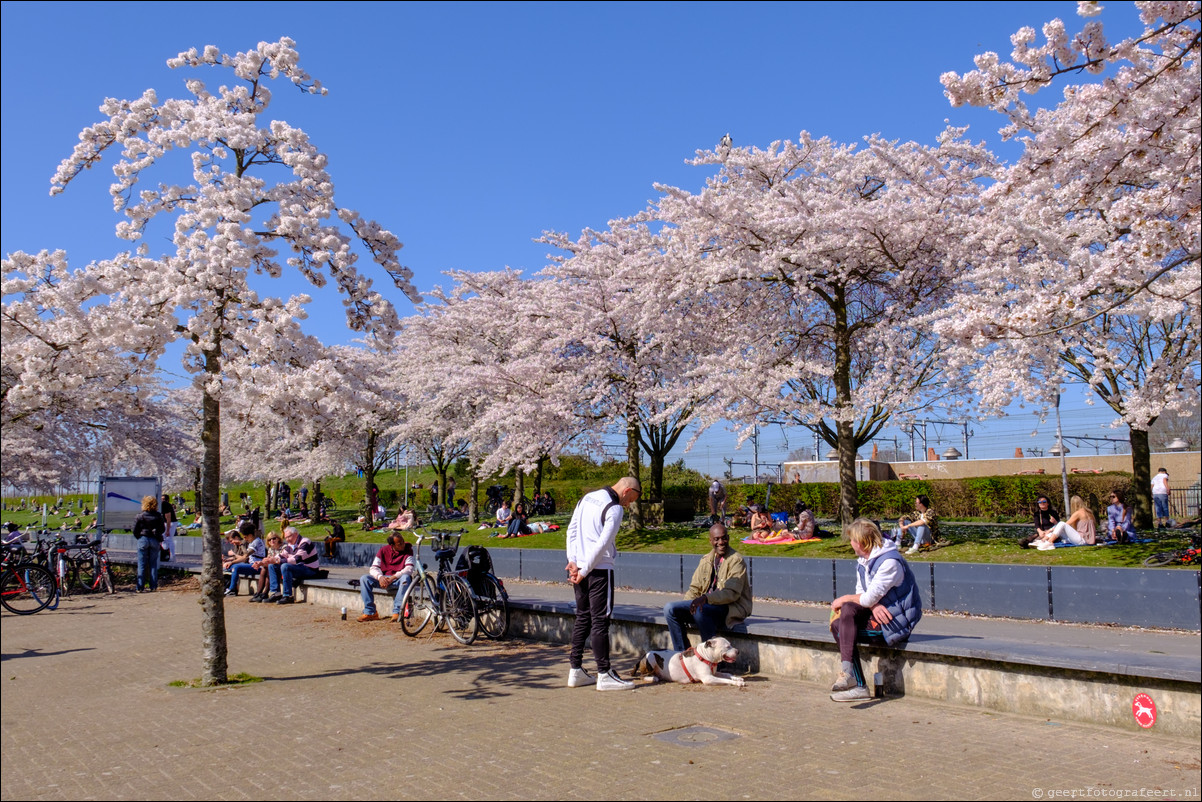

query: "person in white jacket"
xmin=565 ymin=477 xmax=642 ymax=691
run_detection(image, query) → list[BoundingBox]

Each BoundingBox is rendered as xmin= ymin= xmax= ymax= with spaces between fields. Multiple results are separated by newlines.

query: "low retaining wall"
xmin=298 ymin=580 xmax=1201 ymax=740
xmin=126 ymin=536 xmax=1200 ymax=629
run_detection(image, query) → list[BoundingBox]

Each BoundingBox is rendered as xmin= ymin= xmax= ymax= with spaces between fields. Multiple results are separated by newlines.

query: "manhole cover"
xmin=652 ymin=725 xmax=741 ymax=747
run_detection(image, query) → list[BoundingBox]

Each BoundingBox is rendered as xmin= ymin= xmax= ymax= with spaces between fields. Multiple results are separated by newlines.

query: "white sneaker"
xmin=830 ymin=685 xmax=871 ymax=703
xmin=596 ymin=669 xmax=635 ymax=691
xmin=567 ymin=667 xmax=594 ymax=688
xmin=1036 ymin=541 xmax=1055 ymax=551
xmin=905 ymin=546 xmax=919 ymax=555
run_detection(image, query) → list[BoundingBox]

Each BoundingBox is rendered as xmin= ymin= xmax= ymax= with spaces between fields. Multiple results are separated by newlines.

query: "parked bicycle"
xmin=1143 ymin=533 xmax=1201 ymax=567
xmin=456 ymin=544 xmax=509 ymax=640
xmin=1 ymin=543 xmax=57 ymax=615
xmin=398 ymin=530 xmax=478 ymax=644
xmin=63 ymin=536 xmax=116 ymax=594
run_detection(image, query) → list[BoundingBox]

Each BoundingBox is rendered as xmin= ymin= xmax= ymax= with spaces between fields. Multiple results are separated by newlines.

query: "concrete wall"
xmin=109 ymin=536 xmax=1201 ymax=629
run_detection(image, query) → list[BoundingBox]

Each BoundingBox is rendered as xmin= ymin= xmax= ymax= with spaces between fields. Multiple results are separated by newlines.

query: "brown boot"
xmin=357 ymin=612 xmax=380 ymax=622
xmin=389 ymin=614 xmax=400 ymax=623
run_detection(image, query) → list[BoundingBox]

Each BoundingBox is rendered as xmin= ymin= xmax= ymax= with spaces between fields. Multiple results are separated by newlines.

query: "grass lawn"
xmin=6 ymin=502 xmax=1196 ymax=569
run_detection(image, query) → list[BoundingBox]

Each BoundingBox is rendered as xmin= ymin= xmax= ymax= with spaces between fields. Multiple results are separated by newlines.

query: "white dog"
xmin=634 ymin=637 xmax=745 ymax=687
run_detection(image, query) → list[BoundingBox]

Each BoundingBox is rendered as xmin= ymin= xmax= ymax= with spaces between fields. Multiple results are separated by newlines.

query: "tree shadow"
xmin=258 ymin=638 xmax=564 ymax=701
xmin=1 ymin=646 xmax=96 ymax=661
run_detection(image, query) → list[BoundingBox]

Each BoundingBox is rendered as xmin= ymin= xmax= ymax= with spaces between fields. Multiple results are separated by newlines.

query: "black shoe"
xmin=267 ymin=594 xmax=282 ymax=603
xmin=224 ymin=589 xmax=237 ymax=597
xmin=276 ymin=595 xmax=295 ymax=605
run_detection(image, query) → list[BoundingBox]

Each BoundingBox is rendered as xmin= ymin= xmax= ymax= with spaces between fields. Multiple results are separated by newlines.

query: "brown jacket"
xmin=686 ymin=549 xmax=753 ymax=629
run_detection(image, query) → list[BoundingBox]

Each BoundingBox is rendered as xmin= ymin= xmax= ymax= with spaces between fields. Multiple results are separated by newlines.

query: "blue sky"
xmin=1 ymin=1 xmax=1152 ymax=474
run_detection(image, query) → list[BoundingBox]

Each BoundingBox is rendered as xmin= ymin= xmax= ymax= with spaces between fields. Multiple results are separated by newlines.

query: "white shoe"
xmin=567 ymin=667 xmax=594 ymax=688
xmin=830 ymin=685 xmax=871 ymax=703
xmin=905 ymin=546 xmax=919 ymax=555
xmin=596 ymin=669 xmax=635 ymax=691
xmin=1036 ymin=541 xmax=1055 ymax=551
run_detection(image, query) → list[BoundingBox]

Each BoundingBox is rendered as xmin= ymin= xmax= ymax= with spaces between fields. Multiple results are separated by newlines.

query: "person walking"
xmin=1152 ymin=468 xmax=1172 ymax=529
xmin=565 ymin=476 xmax=642 ymax=691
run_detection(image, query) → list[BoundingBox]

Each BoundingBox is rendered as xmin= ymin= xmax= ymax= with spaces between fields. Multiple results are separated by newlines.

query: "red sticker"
xmin=1132 ymin=693 xmax=1157 ymax=729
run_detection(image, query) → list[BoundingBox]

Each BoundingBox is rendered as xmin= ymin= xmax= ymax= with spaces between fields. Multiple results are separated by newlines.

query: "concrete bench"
xmin=294 ymin=576 xmax=1200 ymax=738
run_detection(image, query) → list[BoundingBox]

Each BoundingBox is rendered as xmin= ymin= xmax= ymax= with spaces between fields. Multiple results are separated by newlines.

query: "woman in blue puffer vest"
xmin=828 ymin=518 xmax=923 ymax=702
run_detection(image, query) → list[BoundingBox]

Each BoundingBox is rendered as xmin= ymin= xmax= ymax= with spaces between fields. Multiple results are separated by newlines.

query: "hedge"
xmin=667 ymin=473 xmax=1135 ymax=522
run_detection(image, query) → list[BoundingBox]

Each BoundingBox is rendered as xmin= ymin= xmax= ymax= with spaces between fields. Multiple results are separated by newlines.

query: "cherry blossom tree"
xmin=8 ymin=39 xmax=419 ymax=684
xmin=939 ymin=1 xmax=1200 ymax=525
xmin=2 ymin=250 xmax=191 ymax=489
xmin=538 ymin=222 xmax=713 ymax=513
xmin=397 ymin=269 xmax=581 ymax=517
xmin=654 ymin=129 xmax=997 ymax=523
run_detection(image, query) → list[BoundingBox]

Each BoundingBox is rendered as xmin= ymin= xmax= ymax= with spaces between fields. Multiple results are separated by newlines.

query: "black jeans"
xmin=570 ymin=569 xmax=614 ymax=673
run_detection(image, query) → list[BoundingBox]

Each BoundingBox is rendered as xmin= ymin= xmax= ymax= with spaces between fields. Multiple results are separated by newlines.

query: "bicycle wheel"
xmin=1143 ymin=551 xmax=1180 ymax=567
xmin=476 ymin=574 xmax=510 ymax=640
xmin=75 ymin=555 xmax=98 ymax=593
xmin=1 ymin=564 xmax=57 ymax=614
xmin=51 ymin=554 xmax=75 ymax=597
xmin=442 ymin=574 xmax=478 ymax=645
xmin=399 ymin=576 xmax=436 ymax=637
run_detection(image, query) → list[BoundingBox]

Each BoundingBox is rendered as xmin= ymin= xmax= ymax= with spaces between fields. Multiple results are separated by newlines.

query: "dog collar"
xmin=680 ymin=647 xmax=719 ymax=683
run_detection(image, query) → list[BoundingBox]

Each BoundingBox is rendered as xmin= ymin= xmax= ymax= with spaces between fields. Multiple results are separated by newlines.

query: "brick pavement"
xmin=2 ymin=585 xmax=1199 ymax=801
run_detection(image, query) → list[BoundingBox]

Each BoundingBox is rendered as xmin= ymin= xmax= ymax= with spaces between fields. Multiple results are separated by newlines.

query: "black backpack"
xmin=455 ymin=545 xmax=494 ymax=594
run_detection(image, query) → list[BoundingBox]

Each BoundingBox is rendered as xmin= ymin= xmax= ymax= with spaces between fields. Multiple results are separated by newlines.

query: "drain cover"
xmin=652 ymin=725 xmax=741 ymax=747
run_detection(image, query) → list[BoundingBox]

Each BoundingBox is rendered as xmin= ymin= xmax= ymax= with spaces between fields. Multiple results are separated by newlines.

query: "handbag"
xmin=160 ymin=545 xmax=171 ymax=562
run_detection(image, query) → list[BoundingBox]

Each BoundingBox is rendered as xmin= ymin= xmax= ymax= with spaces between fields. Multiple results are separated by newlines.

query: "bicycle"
xmin=64 ymin=536 xmax=116 ymax=594
xmin=1 ymin=544 xmax=57 ymax=615
xmin=398 ymin=530 xmax=478 ymax=645
xmin=453 ymin=543 xmax=509 ymax=640
xmin=1143 ymin=533 xmax=1201 ymax=567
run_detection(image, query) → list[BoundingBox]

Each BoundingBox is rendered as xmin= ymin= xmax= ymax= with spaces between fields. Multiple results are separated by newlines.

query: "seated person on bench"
xmin=264 ymin=526 xmax=320 ymax=605
xmin=663 ymin=523 xmax=753 ymax=651
xmin=225 ymin=520 xmax=266 ymax=596
xmin=828 ymin=519 xmax=922 ymax=703
xmin=356 ymin=534 xmax=416 ymax=622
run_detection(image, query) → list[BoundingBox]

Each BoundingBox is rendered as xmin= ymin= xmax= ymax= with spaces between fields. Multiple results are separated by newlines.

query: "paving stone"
xmin=1 ymin=586 xmax=1199 ymax=801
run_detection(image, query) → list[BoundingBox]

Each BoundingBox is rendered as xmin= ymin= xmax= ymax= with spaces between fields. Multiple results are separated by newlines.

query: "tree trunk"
xmin=468 ymin=471 xmax=479 ymax=525
xmin=362 ymin=430 xmax=378 ymax=529
xmin=832 ymin=290 xmax=858 ymax=527
xmin=437 ymin=468 xmax=448 ymax=507
xmin=648 ymin=450 xmax=665 ymax=503
xmin=199 ymin=353 xmax=228 ymax=686
xmin=626 ymin=407 xmax=643 ymax=528
xmin=533 ymin=455 xmax=546 ymax=496
xmin=1129 ymin=427 xmax=1153 ymax=529
xmin=836 ymin=418 xmax=858 ymax=527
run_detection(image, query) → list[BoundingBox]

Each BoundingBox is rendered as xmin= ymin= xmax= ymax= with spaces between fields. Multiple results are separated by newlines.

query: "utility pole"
xmin=753 ymin=423 xmax=760 ymax=481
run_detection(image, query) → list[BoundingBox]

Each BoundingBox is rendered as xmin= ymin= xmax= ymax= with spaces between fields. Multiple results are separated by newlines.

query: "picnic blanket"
xmin=741 ymin=535 xmax=822 ymax=545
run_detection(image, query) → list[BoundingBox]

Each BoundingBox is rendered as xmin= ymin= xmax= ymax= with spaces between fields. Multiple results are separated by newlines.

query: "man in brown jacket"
xmin=663 ymin=523 xmax=753 ymax=651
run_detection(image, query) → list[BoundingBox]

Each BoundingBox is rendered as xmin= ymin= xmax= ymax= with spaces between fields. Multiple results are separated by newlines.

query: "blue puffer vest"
xmin=857 ymin=550 xmax=923 ymax=646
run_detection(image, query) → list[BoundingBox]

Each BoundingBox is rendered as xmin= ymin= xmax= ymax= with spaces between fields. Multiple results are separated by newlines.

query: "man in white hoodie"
xmin=565 ymin=476 xmax=642 ymax=691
